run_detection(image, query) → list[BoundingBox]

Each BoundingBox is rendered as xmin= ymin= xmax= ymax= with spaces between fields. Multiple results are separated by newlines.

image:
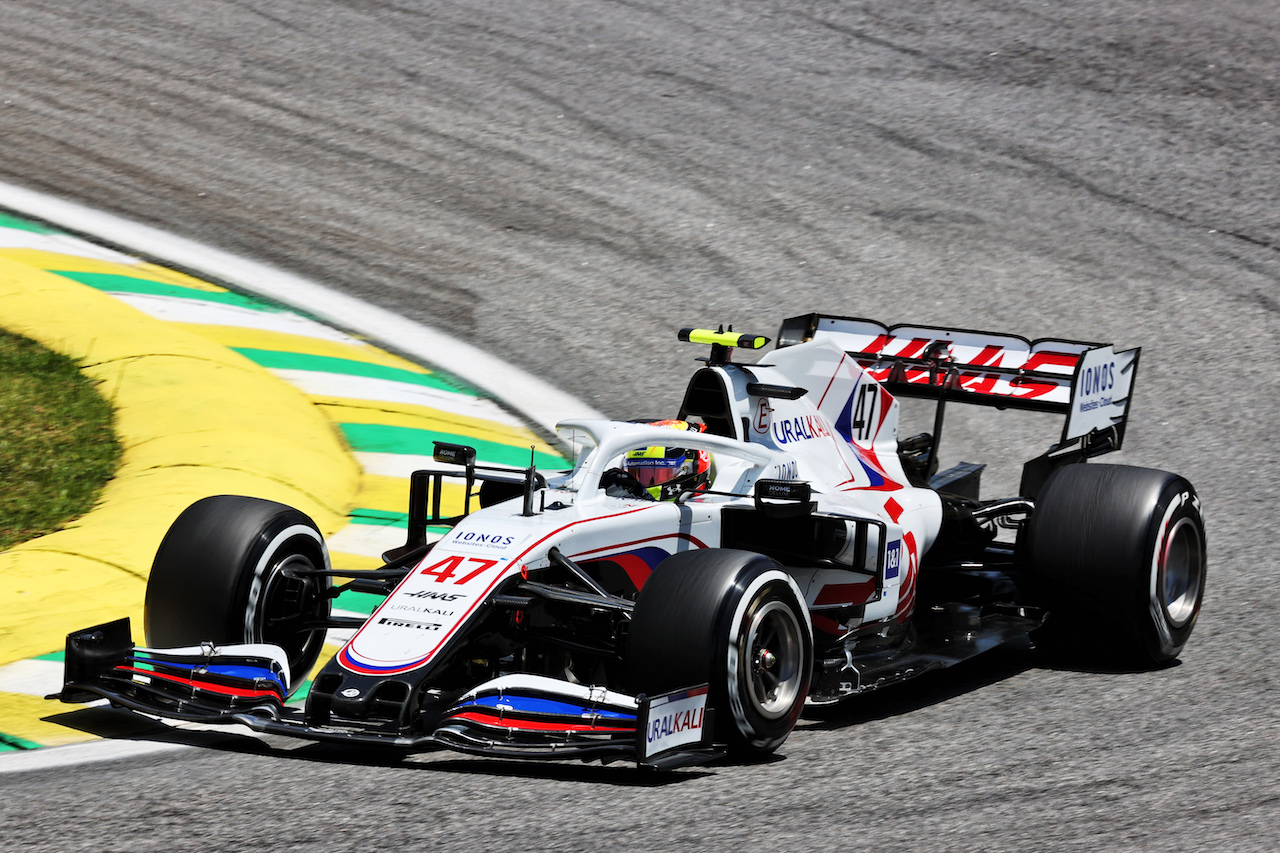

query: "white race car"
xmin=55 ymin=316 xmax=1206 ymax=769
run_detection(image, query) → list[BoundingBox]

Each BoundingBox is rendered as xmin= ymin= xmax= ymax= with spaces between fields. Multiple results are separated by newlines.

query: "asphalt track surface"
xmin=1 ymin=0 xmax=1278 ymax=849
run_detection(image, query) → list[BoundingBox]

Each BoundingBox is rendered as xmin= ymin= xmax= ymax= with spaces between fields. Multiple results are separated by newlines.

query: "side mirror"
xmin=753 ymin=479 xmax=815 ymax=518
xmin=433 ymin=442 xmax=477 ymax=467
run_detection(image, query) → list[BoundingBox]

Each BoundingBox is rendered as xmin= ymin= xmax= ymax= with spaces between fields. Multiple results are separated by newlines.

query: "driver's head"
xmin=624 ymin=420 xmax=714 ymax=501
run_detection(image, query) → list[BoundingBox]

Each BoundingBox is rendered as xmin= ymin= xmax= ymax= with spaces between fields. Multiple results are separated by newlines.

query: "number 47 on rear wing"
xmin=776 ymin=314 xmax=1141 ymax=497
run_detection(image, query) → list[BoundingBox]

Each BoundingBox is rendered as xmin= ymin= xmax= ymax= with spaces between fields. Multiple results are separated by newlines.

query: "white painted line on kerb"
xmin=271 ymin=370 xmax=528 ymax=426
xmin=0 ymin=181 xmax=604 ymax=433
xmin=109 ymin=291 xmax=368 ymax=344
xmin=326 ymin=523 xmax=412 ymax=560
xmin=354 ymin=451 xmax=525 ymax=479
xmin=0 ymin=226 xmax=140 ymax=264
xmin=0 ymin=659 xmax=62 ymax=697
xmin=0 ymin=738 xmax=196 ymax=774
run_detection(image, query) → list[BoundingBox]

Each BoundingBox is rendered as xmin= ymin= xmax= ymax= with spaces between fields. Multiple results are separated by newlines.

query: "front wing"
xmin=49 ymin=619 xmax=720 ymax=770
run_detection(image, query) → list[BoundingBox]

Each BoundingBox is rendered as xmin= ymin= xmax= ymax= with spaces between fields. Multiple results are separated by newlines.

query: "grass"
xmin=0 ymin=328 xmax=121 ymax=550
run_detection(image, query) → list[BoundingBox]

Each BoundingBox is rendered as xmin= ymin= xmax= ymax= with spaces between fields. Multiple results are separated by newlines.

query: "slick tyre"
xmin=629 ymin=549 xmax=813 ymax=756
xmin=1023 ymin=464 xmax=1206 ymax=667
xmin=144 ymin=495 xmax=332 ymax=682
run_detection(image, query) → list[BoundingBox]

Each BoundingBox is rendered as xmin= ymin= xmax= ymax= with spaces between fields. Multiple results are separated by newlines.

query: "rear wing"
xmin=777 ymin=314 xmax=1141 ymax=494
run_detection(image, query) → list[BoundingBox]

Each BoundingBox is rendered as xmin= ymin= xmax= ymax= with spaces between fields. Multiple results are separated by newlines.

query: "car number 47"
xmin=419 ymin=556 xmax=501 ymax=584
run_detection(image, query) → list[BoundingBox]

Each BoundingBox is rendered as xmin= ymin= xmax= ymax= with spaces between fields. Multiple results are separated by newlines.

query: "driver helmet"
xmin=624 ymin=420 xmax=715 ymax=501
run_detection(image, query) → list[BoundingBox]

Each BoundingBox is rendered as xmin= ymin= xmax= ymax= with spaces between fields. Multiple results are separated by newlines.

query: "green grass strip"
xmin=51 ymin=271 xmax=277 ymax=311
xmin=340 ymin=423 xmax=565 ymax=469
xmin=232 ymin=348 xmax=475 ymax=395
xmin=0 ymin=328 xmax=122 ymax=549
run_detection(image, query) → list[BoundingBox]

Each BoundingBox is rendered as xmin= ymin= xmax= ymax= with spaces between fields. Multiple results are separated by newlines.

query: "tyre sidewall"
xmin=1137 ymin=481 xmax=1205 ymax=662
xmin=722 ymin=570 xmax=811 ymax=751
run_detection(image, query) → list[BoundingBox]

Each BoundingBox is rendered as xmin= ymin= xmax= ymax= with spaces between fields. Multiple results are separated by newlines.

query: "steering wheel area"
xmin=600 ymin=467 xmax=654 ymax=501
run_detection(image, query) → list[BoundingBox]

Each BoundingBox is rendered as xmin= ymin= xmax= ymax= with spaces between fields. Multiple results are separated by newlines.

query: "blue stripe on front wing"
xmin=131 ymin=656 xmax=287 ymax=693
xmin=470 ymin=694 xmax=636 ymax=721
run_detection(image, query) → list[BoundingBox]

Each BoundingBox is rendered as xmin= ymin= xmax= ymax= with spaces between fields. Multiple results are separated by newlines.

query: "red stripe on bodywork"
xmin=810 ymin=614 xmax=845 ymax=636
xmin=116 ymin=667 xmax=283 ymax=700
xmin=601 ymin=553 xmax=654 ymax=591
xmin=969 ymin=344 xmax=1005 ymax=367
xmin=449 ymin=710 xmax=633 ymax=733
xmin=813 ymin=578 xmax=877 ymax=607
xmin=893 ymin=337 xmax=934 ymax=359
xmin=571 ymin=532 xmax=708 ymax=556
xmin=895 ymin=531 xmax=919 ymax=622
xmin=1022 ymin=350 xmax=1080 ymax=372
xmin=858 ymin=333 xmax=892 ymax=355
xmin=883 ymin=497 xmax=904 ymax=522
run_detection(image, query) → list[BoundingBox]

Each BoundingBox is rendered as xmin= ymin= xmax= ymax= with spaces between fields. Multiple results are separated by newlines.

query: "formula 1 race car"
xmin=54 ymin=315 xmax=1207 ymax=768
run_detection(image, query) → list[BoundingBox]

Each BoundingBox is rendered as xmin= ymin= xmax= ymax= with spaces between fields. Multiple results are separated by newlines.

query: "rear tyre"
xmin=144 ymin=496 xmax=332 ymax=684
xmin=628 ymin=549 xmax=813 ymax=755
xmin=1023 ymin=464 xmax=1206 ymax=667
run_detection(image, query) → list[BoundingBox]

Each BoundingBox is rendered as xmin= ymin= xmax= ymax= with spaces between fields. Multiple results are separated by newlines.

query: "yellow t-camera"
xmin=678 ymin=328 xmax=770 ymax=350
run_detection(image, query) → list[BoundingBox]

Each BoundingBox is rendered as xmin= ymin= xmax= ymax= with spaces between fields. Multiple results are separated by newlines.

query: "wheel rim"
xmin=1159 ymin=517 xmax=1203 ymax=628
xmin=743 ymin=600 xmax=805 ymax=720
xmin=256 ymin=551 xmax=329 ymax=677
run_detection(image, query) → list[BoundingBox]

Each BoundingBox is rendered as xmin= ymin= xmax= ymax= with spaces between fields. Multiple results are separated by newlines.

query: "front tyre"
xmin=1023 ymin=464 xmax=1206 ymax=666
xmin=628 ymin=549 xmax=813 ymax=755
xmin=144 ymin=496 xmax=332 ymax=683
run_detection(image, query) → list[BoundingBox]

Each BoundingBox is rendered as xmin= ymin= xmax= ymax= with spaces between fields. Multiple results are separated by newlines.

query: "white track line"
xmin=0 ymin=659 xmax=62 ymax=697
xmin=0 ymin=180 xmax=604 ymax=433
xmin=0 ymin=225 xmax=140 ymax=263
xmin=0 ymin=739 xmax=195 ymax=774
xmin=271 ymin=370 xmax=526 ymax=425
xmin=326 ymin=523 xmax=411 ymax=560
xmin=109 ymin=291 xmax=366 ymax=344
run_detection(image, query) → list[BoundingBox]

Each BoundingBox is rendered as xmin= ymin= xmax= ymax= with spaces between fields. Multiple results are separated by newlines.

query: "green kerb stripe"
xmin=0 ymin=732 xmax=40 ymax=751
xmin=0 ymin=213 xmax=63 ymax=234
xmin=233 ymin=349 xmax=475 ymax=395
xmin=334 ymin=589 xmax=384 ymax=616
xmin=345 ymin=511 xmax=456 ymax=535
xmin=349 ymin=508 xmax=409 ymax=528
xmin=340 ymin=423 xmax=566 ymax=469
xmin=52 ymin=271 xmax=277 ymax=311
xmin=287 ymin=681 xmax=312 ymax=705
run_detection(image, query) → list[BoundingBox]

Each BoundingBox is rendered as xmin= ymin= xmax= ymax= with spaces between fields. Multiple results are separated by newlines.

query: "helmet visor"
xmin=625 ymin=454 xmax=687 ymax=488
